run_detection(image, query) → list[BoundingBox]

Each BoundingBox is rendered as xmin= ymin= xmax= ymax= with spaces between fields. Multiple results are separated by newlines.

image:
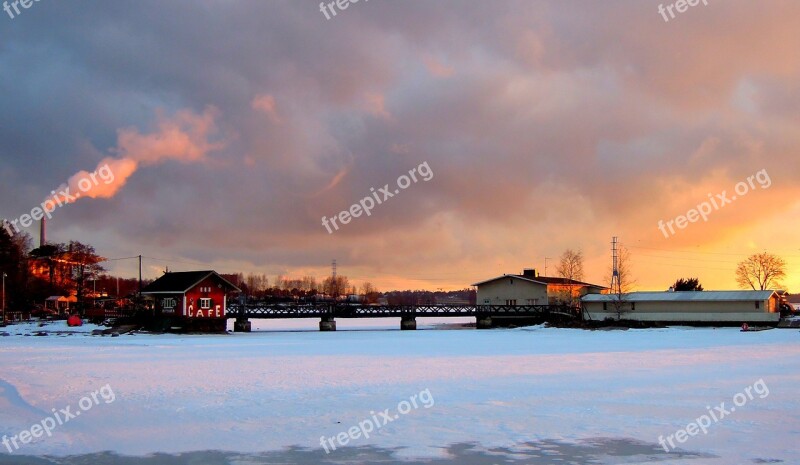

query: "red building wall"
xmin=184 ymin=276 xmax=228 ymax=318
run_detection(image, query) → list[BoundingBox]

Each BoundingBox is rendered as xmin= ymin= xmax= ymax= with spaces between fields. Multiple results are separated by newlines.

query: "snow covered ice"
xmin=0 ymin=319 xmax=798 ymax=464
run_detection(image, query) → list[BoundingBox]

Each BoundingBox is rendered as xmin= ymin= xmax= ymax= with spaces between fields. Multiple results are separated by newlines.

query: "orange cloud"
xmin=422 ymin=54 xmax=455 ymax=78
xmin=251 ymin=94 xmax=282 ymax=124
xmin=51 ymin=107 xmax=221 ymax=206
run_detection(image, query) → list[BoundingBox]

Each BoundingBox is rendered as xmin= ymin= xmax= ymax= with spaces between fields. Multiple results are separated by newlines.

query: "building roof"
xmin=582 ymin=290 xmax=777 ymax=303
xmin=46 ymin=295 xmax=77 ymax=302
xmin=141 ymin=270 xmax=241 ymax=294
xmin=526 ymin=276 xmax=607 ymax=288
xmin=472 ymin=274 xmax=607 ymax=289
xmin=471 ymin=275 xmax=548 ymax=287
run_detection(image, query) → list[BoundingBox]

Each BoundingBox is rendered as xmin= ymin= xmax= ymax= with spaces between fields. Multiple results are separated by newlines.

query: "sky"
xmin=1 ymin=0 xmax=799 ymax=292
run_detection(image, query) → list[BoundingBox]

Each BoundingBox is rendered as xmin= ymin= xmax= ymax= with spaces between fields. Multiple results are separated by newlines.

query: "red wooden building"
xmin=141 ymin=270 xmax=241 ymax=332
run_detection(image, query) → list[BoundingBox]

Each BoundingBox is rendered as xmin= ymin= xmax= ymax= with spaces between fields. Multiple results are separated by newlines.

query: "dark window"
xmin=603 ymin=302 xmax=607 ymax=311
xmin=755 ymin=301 xmax=760 ymax=309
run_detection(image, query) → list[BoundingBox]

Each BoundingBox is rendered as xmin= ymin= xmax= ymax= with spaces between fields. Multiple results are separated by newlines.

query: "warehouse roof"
xmin=582 ymin=290 xmax=777 ymax=303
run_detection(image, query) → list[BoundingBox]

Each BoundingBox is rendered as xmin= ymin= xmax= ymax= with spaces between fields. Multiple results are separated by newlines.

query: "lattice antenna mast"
xmin=610 ymin=236 xmax=621 ymax=295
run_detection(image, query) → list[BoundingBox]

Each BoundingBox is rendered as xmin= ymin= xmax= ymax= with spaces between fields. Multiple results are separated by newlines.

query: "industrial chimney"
xmin=40 ymin=218 xmax=46 ymax=248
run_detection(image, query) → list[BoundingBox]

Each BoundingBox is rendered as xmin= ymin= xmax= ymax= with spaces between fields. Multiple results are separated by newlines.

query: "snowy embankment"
xmin=0 ymin=319 xmax=798 ymax=464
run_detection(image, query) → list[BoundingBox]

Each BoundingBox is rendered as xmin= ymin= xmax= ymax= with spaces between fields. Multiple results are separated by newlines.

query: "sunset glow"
xmin=1 ymin=0 xmax=798 ymax=293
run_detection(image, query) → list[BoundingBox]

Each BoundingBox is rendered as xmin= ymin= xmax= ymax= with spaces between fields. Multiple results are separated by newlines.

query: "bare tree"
xmin=556 ymin=249 xmax=584 ymax=282
xmin=556 ymin=249 xmax=585 ymax=305
xmin=301 ymin=275 xmax=317 ymax=293
xmin=322 ymin=275 xmax=349 ymax=298
xmin=736 ymin=252 xmax=786 ymax=290
xmin=360 ymin=281 xmax=380 ymax=304
xmin=66 ymin=241 xmax=106 ymax=313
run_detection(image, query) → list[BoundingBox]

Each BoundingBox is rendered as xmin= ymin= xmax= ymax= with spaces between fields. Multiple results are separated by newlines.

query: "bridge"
xmin=229 ymin=303 xmax=581 ymax=331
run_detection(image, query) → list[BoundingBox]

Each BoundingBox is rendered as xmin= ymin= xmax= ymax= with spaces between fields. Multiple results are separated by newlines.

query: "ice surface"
xmin=0 ymin=319 xmax=797 ymax=464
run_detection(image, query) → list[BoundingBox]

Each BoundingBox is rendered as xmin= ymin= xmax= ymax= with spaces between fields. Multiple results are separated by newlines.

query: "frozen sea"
xmin=0 ymin=319 xmax=798 ymax=464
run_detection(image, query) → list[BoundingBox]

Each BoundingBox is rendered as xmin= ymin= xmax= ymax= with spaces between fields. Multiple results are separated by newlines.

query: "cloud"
xmin=50 ymin=107 xmax=222 ymax=205
xmin=2 ymin=0 xmax=800 ymax=291
xmin=251 ymin=94 xmax=282 ymax=124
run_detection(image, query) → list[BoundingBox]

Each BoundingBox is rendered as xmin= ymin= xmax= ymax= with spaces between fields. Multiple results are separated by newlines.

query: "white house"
xmin=473 ymin=268 xmax=606 ymax=306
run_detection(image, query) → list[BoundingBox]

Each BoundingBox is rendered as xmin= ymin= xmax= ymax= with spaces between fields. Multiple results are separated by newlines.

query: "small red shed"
xmin=141 ymin=270 xmax=241 ymax=331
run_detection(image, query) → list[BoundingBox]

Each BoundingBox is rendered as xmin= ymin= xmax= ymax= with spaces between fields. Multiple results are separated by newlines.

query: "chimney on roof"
xmin=523 ymin=268 xmax=537 ymax=278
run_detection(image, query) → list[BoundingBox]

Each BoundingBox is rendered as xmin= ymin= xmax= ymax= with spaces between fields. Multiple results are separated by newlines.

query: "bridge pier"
xmin=234 ymin=318 xmax=251 ymax=332
xmin=400 ymin=316 xmax=417 ymax=330
xmin=319 ymin=316 xmax=337 ymax=331
xmin=476 ymin=316 xmax=493 ymax=329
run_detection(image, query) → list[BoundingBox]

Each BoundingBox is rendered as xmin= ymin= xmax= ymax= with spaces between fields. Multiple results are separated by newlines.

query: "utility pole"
xmin=138 ymin=255 xmax=142 ymax=295
xmin=2 ymin=272 xmax=6 ymax=326
xmin=331 ymin=259 xmax=338 ymax=298
xmin=544 ymin=257 xmax=552 ymax=277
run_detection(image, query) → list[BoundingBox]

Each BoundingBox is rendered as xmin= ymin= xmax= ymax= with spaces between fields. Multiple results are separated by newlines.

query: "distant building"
xmin=582 ymin=290 xmax=782 ymax=324
xmin=45 ymin=295 xmax=77 ymax=313
xmin=786 ymin=294 xmax=800 ymax=312
xmin=434 ymin=295 xmax=471 ymax=305
xmin=141 ymin=270 xmax=241 ymax=331
xmin=472 ymin=268 xmax=606 ymax=306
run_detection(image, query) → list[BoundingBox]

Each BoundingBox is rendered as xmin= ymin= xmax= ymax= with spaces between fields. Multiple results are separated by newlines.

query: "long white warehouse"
xmin=582 ymin=290 xmax=781 ymax=324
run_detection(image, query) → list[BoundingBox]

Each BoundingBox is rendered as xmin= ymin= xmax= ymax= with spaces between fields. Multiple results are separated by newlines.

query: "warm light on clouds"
xmin=1 ymin=0 xmax=799 ymax=292
xmin=49 ymin=107 xmax=222 ymax=207
xmin=252 ymin=94 xmax=282 ymax=124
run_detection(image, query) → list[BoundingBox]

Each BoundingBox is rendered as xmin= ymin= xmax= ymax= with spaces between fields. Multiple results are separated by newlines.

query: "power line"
xmin=102 ymin=256 xmax=140 ymax=262
xmin=142 ymin=256 xmax=211 ymax=267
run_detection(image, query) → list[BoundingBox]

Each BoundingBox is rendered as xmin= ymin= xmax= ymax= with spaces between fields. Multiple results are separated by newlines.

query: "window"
xmin=505 ymin=299 xmax=517 ymax=306
xmin=755 ymin=301 xmax=760 ymax=309
xmin=483 ymin=299 xmax=490 ymax=304
xmin=631 ymin=302 xmax=636 ymax=311
xmin=200 ymin=298 xmax=212 ymax=309
xmin=603 ymin=302 xmax=607 ymax=311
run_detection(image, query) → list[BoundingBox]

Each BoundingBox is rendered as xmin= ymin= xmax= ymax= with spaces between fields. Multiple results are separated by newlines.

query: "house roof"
xmin=141 ymin=270 xmax=241 ymax=294
xmin=46 ymin=295 xmax=77 ymax=302
xmin=582 ymin=290 xmax=777 ymax=303
xmin=526 ymin=276 xmax=607 ymax=288
xmin=471 ymin=275 xmax=547 ymax=287
xmin=472 ymin=274 xmax=607 ymax=289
